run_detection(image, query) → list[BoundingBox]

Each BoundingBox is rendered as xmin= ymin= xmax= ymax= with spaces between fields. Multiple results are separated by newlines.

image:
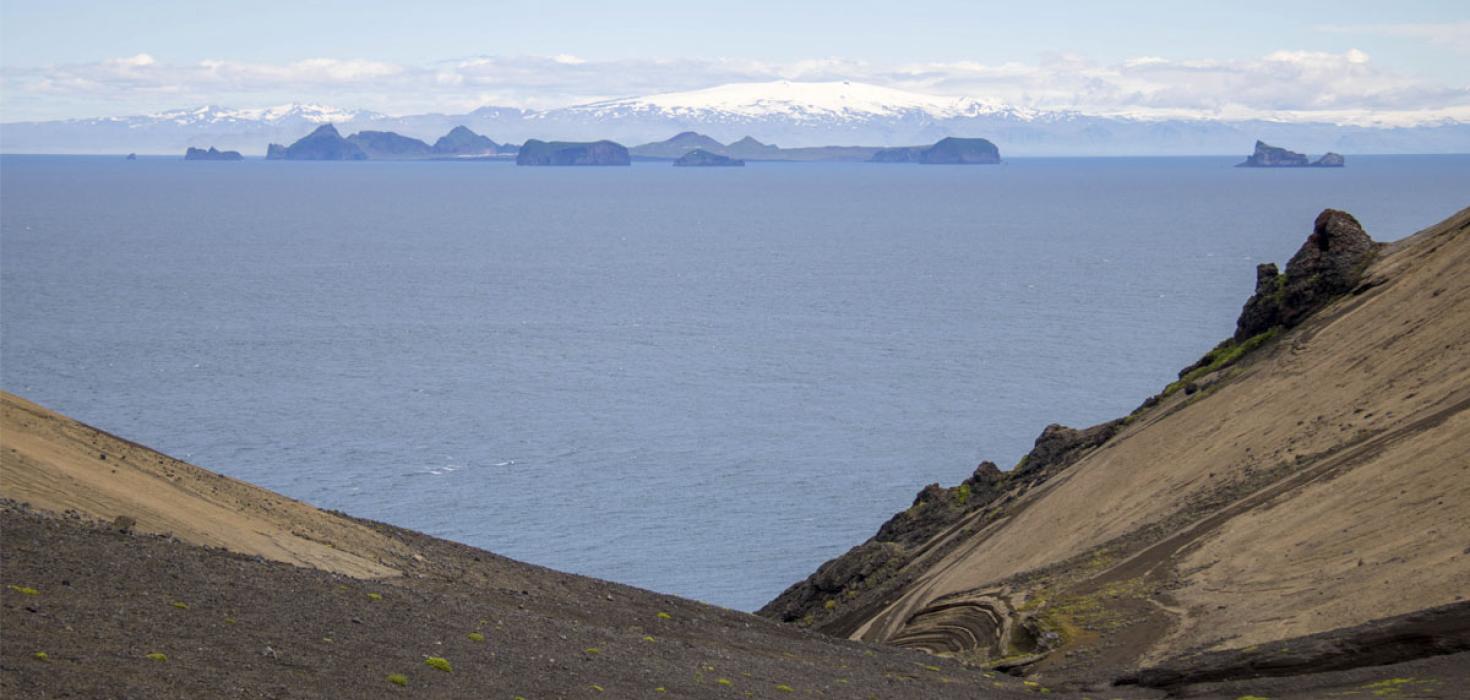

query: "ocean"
xmin=2 ymin=154 xmax=1466 ymax=611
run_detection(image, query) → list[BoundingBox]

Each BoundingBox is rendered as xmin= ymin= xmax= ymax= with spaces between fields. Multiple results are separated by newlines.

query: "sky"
xmin=2 ymin=0 xmax=1468 ymax=123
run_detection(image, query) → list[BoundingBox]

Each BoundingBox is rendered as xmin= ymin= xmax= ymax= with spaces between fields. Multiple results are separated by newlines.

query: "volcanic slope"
xmin=1 ymin=391 xmax=1110 ymax=698
xmin=763 ymin=206 xmax=1470 ymax=691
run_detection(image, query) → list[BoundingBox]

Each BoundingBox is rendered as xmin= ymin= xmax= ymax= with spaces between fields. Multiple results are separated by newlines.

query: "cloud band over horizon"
xmin=4 ymin=47 xmax=1469 ymax=126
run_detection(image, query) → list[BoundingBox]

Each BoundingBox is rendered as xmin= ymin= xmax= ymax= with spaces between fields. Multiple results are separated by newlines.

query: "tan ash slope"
xmin=0 ymin=391 xmax=415 ymax=578
xmin=766 ymin=206 xmax=1470 ymax=678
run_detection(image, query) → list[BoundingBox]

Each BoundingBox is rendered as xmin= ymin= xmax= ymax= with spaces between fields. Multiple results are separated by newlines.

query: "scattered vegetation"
xmin=8 ymin=584 xmax=39 ymax=596
xmin=386 ymin=673 xmax=408 ymax=687
xmin=656 ymin=611 xmax=672 ymax=620
xmin=953 ymin=483 xmax=971 ymax=505
xmin=366 ymin=592 xmax=383 ymax=601
xmin=145 ymin=652 xmax=168 ymax=662
xmin=585 ymin=647 xmax=601 ymax=655
xmin=775 ymin=684 xmax=794 ymax=693
xmin=33 ymin=652 xmax=49 ymax=662
xmin=467 ymin=632 xmax=485 ymax=642
xmin=643 ymin=635 xmax=656 ymax=642
xmin=1164 ymin=328 xmax=1280 ymax=397
xmin=1361 ymin=678 xmax=1436 ymax=697
xmin=591 ymin=684 xmax=605 ymax=692
xmin=424 ymin=656 xmax=452 ymax=672
xmin=172 ymin=601 xmax=189 ymax=609
xmin=823 ymin=599 xmax=837 ymax=610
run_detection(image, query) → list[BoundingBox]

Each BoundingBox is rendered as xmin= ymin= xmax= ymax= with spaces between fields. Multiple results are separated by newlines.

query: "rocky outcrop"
xmin=1234 ymin=209 xmax=1378 ymax=340
xmin=759 ymin=418 xmax=1118 ymax=628
xmin=184 ymin=146 xmax=243 ymax=161
xmin=265 ymin=143 xmax=287 ymax=160
xmin=278 ymin=125 xmax=366 ymax=161
xmin=1237 ymin=140 xmax=1310 ymax=167
xmin=346 ymin=130 xmax=433 ymax=160
xmin=431 ymin=126 xmax=501 ymax=156
xmin=673 ymin=149 xmax=744 ymax=167
xmin=515 ymin=139 xmax=630 ymax=166
xmin=1237 ymin=141 xmax=1345 ymax=168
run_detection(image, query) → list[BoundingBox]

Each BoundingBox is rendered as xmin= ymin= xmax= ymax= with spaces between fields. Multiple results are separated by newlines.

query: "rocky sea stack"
xmin=1233 ymin=209 xmax=1379 ymax=340
xmin=673 ymin=149 xmax=744 ymax=167
xmin=1237 ymin=140 xmax=1346 ymax=167
xmin=184 ymin=147 xmax=243 ymax=161
xmin=515 ymin=139 xmax=630 ymax=166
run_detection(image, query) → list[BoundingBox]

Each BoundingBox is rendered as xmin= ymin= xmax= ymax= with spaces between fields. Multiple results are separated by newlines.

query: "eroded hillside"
xmin=762 ymin=207 xmax=1470 ymax=687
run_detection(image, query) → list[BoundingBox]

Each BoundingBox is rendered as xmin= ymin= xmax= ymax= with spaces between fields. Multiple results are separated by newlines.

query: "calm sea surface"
xmin=3 ymin=155 xmax=1466 ymax=610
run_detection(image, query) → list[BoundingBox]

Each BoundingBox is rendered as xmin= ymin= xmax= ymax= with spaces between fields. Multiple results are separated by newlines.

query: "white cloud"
xmin=2 ymin=48 xmax=1467 ymax=125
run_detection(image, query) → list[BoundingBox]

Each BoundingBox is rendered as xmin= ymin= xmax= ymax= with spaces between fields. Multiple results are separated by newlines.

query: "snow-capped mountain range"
xmin=562 ymin=81 xmax=1042 ymax=123
xmin=4 ymin=81 xmax=1468 ymax=156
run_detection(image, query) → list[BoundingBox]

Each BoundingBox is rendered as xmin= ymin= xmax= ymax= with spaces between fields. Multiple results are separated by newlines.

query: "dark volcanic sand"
xmin=4 ymin=501 xmax=1466 ymax=698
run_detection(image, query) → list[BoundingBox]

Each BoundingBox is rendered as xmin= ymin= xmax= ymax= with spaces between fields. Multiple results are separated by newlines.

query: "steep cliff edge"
xmin=762 ymin=206 xmax=1470 ymax=687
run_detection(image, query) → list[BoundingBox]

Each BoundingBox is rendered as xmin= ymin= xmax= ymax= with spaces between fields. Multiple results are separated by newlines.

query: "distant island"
xmin=515 ymin=139 xmax=630 ymax=166
xmin=630 ymin=132 xmax=1001 ymax=163
xmin=346 ymin=131 xmax=433 ymax=160
xmin=184 ymin=147 xmax=243 ymax=161
xmin=870 ymin=137 xmax=1001 ymax=164
xmin=266 ymin=125 xmax=366 ymax=161
xmin=1237 ymin=140 xmax=1344 ymax=167
xmin=267 ymin=125 xmax=512 ymax=161
xmin=673 ymin=149 xmax=744 ymax=167
xmin=432 ymin=126 xmax=516 ymax=157
xmin=630 ymin=132 xmax=882 ymax=162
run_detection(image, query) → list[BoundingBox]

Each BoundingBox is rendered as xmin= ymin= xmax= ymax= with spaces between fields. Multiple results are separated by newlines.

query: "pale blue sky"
xmin=2 ymin=0 xmax=1467 ymax=121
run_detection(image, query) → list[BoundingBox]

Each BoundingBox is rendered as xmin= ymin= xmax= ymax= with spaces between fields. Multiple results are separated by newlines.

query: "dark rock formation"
xmin=1237 ymin=140 xmax=1345 ymax=167
xmin=345 ymin=131 xmax=433 ymax=160
xmin=184 ymin=146 xmax=243 ymax=161
xmin=631 ymin=132 xmax=729 ymax=159
xmin=673 ymin=149 xmax=744 ymax=167
xmin=1234 ymin=209 xmax=1378 ymax=340
xmin=265 ymin=143 xmax=287 ymax=160
xmin=759 ymin=418 xmax=1119 ymax=627
xmin=1010 ymin=421 xmax=1123 ymax=483
xmin=431 ymin=126 xmax=500 ymax=156
xmin=515 ymin=139 xmax=630 ymax=166
xmin=279 ymin=125 xmax=367 ymax=161
xmin=1233 ymin=263 xmax=1284 ymax=341
xmin=125 ymin=153 xmax=137 ymax=160
xmin=916 ymin=137 xmax=1001 ymax=164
